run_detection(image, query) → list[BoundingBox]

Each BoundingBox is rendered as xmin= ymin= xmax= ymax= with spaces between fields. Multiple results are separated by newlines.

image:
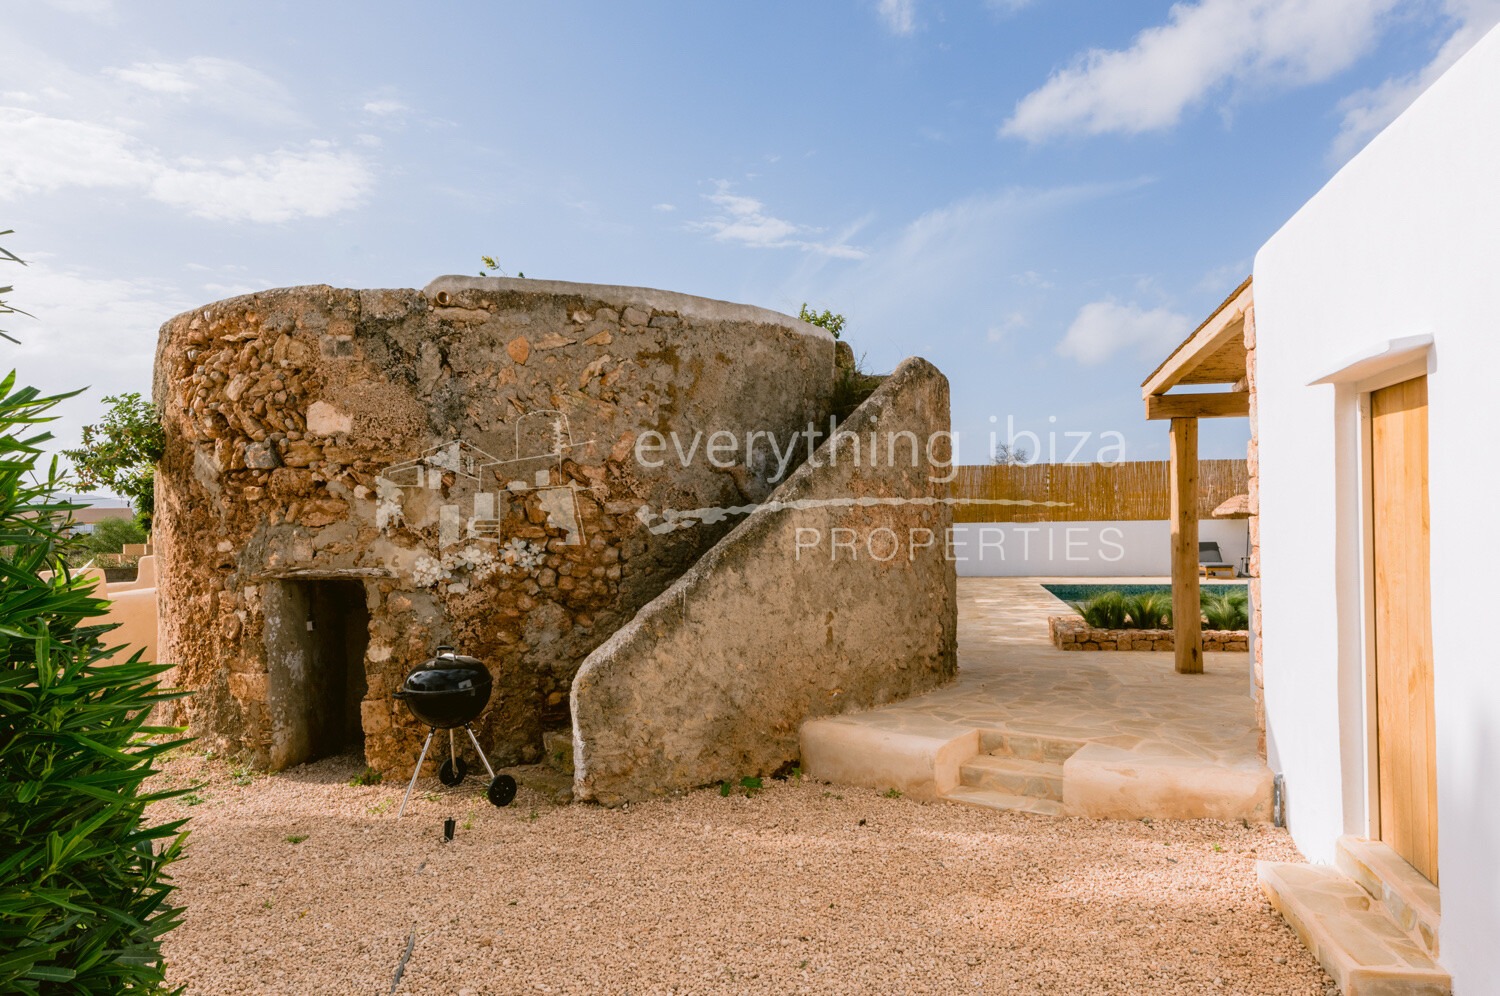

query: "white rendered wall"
xmin=1253 ymin=24 xmax=1500 ymax=990
xmin=951 ymin=519 xmax=1248 ymax=577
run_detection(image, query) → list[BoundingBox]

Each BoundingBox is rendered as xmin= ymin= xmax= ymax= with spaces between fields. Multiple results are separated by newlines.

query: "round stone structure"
xmin=154 ymin=276 xmax=837 ymax=774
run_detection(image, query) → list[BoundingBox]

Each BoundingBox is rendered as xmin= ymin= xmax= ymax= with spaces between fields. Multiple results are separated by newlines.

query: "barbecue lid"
xmin=401 ymin=646 xmax=492 ymax=694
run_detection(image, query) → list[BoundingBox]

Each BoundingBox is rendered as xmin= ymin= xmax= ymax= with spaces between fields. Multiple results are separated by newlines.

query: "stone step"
xmin=959 ymin=754 xmax=1064 ymax=801
xmin=977 ymin=730 xmax=1083 ymax=764
xmin=941 ymin=785 xmax=1064 ymax=817
xmin=1336 ymin=836 xmax=1441 ymax=957
xmin=1258 ymin=862 xmax=1451 ymax=996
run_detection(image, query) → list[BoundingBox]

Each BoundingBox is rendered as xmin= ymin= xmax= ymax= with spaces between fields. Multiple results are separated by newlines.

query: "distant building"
xmin=59 ymin=493 xmax=135 ymax=535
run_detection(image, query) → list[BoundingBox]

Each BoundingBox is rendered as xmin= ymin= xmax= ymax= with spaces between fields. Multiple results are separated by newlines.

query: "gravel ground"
xmin=150 ymin=751 xmax=1335 ymax=996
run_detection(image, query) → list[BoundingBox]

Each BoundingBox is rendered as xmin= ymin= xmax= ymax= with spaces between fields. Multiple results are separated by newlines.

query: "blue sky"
xmin=5 ymin=0 xmax=1497 ymax=468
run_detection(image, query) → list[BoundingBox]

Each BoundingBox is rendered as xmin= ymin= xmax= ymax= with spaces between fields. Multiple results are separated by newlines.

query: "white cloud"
xmin=107 ymin=63 xmax=197 ymax=94
xmin=103 ymin=57 xmax=302 ymax=126
xmin=0 ymin=108 xmax=374 ymax=222
xmin=1057 ymin=300 xmax=1192 ymax=364
xmin=876 ymin=0 xmax=917 ymax=35
xmin=690 ymin=182 xmax=868 ymax=259
xmin=150 ymin=147 xmax=375 ymax=222
xmin=362 ymin=98 xmax=409 ymax=116
xmin=1003 ymin=0 xmax=1402 ymax=141
xmin=1011 ymin=269 xmax=1054 ymax=289
xmin=0 ymin=109 xmax=156 ymax=196
xmin=1333 ymin=0 xmax=1500 ymax=159
xmin=651 ymin=203 xmax=676 ymax=212
xmin=988 ymin=312 xmax=1029 ymax=342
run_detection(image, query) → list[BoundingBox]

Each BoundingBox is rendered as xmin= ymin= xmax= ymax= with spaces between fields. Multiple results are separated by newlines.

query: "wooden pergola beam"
xmin=1142 ymin=278 xmax=1253 ymax=397
xmin=1169 ymin=417 xmax=1203 ymax=674
xmin=1146 ymin=392 xmax=1250 ymax=420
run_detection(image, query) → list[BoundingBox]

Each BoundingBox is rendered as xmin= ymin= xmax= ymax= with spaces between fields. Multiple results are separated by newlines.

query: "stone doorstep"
xmin=1258 ymin=862 xmax=1451 ymax=996
xmin=1335 ymin=836 xmax=1441 ymax=958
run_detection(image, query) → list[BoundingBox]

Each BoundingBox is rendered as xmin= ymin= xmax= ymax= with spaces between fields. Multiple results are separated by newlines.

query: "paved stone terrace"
xmin=802 ymin=577 xmax=1273 ymax=820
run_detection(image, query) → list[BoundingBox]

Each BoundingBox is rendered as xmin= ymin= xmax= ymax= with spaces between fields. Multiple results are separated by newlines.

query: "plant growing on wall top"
xmin=480 ymin=255 xmax=523 ymax=279
xmin=798 ymin=303 xmax=845 ymax=339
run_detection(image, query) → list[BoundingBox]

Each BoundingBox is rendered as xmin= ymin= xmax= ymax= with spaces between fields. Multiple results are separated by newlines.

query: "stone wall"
xmin=1244 ymin=302 xmax=1264 ymax=749
xmin=154 ymin=276 xmax=837 ymax=774
xmin=1049 ymin=615 xmax=1248 ymax=652
xmin=571 ymin=357 xmax=958 ymax=805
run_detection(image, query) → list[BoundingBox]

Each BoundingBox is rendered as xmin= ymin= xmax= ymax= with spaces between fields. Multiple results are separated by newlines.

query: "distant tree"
xmin=992 ymin=442 xmax=1031 ymax=465
xmin=81 ymin=516 xmax=148 ymax=555
xmin=63 ymin=393 xmax=164 ymax=532
xmin=0 ymin=228 xmax=29 ymax=344
xmin=798 ymin=303 xmax=845 ymax=340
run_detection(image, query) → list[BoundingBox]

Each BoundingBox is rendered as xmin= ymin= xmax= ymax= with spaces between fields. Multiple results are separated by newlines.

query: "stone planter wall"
xmin=1049 ymin=615 xmax=1248 ymax=652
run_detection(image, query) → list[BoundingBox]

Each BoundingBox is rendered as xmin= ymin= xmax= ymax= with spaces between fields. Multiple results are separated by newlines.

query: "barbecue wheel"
xmin=487 ymin=774 xmax=517 ymax=808
xmin=439 ymin=758 xmax=468 ymax=787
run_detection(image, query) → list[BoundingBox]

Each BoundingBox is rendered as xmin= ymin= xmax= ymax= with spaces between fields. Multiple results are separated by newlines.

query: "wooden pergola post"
xmin=1169 ymin=416 xmax=1203 ymax=674
xmin=1144 ymin=277 xmax=1254 ymax=677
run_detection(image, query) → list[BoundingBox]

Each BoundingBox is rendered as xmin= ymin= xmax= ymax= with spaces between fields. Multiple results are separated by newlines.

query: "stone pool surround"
xmin=1049 ymin=614 xmax=1249 ymax=652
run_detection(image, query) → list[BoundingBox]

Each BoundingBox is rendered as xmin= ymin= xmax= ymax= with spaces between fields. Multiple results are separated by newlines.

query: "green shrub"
xmin=829 ymin=354 xmax=882 ymax=425
xmin=1124 ymin=592 xmax=1173 ymax=629
xmin=1201 ymin=589 xmax=1250 ymax=630
xmin=797 ymin=303 xmax=845 ymax=340
xmin=1073 ymin=588 xmax=1248 ymax=631
xmin=80 ymin=516 xmax=148 ymax=555
xmin=1073 ymin=591 xmax=1128 ymax=629
xmin=0 ymin=374 xmax=190 ymax=994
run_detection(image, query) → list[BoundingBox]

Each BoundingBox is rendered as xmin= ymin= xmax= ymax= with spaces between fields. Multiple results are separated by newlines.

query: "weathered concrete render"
xmin=154 ymin=276 xmax=837 ymax=774
xmin=571 ymin=357 xmax=959 ymax=805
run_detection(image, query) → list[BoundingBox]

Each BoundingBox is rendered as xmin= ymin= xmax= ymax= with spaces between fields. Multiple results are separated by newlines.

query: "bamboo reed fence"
xmin=948 ymin=460 xmax=1248 ymax=523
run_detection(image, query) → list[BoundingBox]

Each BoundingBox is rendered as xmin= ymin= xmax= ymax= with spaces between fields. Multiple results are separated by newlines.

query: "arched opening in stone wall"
xmin=265 ymin=580 xmax=371 ymax=768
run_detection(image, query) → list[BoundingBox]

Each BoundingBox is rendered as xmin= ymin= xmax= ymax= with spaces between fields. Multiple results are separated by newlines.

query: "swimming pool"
xmin=1043 ymin=582 xmax=1247 ymax=605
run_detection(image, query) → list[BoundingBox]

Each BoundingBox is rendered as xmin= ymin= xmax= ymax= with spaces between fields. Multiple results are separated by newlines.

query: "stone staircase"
xmin=1259 ymin=836 xmax=1449 ymax=995
xmin=939 ymin=731 xmax=1082 ymax=817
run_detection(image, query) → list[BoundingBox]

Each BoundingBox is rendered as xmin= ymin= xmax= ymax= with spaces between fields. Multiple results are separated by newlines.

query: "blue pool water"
xmin=1043 ymin=582 xmax=1247 ymax=605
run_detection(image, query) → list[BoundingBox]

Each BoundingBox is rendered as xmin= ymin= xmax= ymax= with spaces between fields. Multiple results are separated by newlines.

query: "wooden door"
xmin=1370 ymin=375 xmax=1438 ymax=883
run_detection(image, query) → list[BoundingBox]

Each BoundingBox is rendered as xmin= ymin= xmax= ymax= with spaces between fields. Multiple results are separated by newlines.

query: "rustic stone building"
xmin=155 ymin=275 xmax=957 ymax=793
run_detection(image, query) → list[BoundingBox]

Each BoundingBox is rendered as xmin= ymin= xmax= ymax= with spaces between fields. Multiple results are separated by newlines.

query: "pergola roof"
xmin=1142 ymin=276 xmax=1253 ymax=398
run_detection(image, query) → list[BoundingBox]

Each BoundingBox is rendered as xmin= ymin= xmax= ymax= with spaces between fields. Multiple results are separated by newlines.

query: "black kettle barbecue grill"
xmin=394 ymin=646 xmax=517 ymax=817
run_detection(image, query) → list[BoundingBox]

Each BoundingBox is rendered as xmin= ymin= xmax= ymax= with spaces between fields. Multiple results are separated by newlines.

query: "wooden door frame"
xmin=1354 ymin=356 xmax=1432 ymax=844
